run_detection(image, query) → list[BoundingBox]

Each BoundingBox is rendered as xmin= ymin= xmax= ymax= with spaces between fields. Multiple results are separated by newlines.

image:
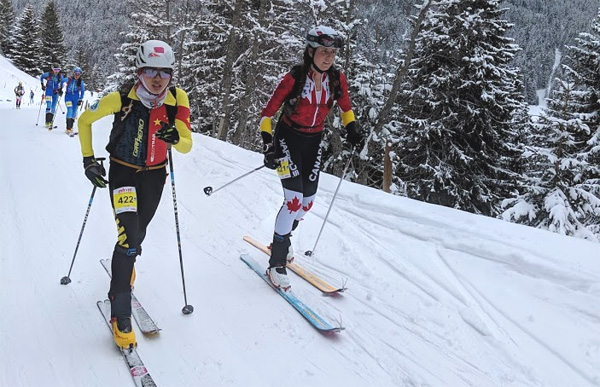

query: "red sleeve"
xmin=260 ymin=73 xmax=295 ymax=118
xmin=336 ymin=72 xmax=353 ymax=113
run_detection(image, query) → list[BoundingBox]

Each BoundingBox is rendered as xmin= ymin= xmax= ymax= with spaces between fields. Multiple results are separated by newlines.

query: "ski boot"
xmin=267 ymin=233 xmax=292 ymax=291
xmin=266 ymin=266 xmax=291 ymax=291
xmin=110 ymin=292 xmax=137 ymax=349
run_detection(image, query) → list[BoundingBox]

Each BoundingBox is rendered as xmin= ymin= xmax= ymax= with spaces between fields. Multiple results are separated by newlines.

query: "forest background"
xmin=1 ymin=0 xmax=599 ymax=242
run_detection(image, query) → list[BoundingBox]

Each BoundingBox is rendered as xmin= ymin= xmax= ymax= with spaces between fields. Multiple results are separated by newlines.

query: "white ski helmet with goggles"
xmin=135 ymin=40 xmax=175 ymax=70
xmin=306 ymin=26 xmax=343 ymax=49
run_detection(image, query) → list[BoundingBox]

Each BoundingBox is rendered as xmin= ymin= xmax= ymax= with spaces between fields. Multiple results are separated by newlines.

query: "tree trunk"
xmin=383 ymin=140 xmax=392 ymax=192
xmin=216 ymin=0 xmax=243 ymax=141
xmin=376 ymin=0 xmax=432 ymax=189
xmin=231 ymin=0 xmax=266 ymax=146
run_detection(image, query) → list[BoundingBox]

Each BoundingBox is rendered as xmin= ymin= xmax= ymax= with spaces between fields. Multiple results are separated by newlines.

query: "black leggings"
xmin=272 ymin=121 xmax=323 ymax=237
xmin=107 ymin=161 xmax=167 ymax=296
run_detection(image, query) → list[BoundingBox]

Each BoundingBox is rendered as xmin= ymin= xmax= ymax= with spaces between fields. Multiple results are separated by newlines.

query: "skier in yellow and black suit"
xmin=78 ymin=40 xmax=192 ymax=349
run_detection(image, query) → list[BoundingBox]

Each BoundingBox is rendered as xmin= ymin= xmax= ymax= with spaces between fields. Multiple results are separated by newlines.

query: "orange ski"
xmin=243 ymin=235 xmax=346 ymax=295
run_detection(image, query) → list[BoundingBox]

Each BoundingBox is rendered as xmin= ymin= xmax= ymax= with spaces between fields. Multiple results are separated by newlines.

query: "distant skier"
xmin=39 ymin=64 xmax=64 ymax=129
xmin=78 ymin=40 xmax=192 ymax=350
xmin=64 ymin=67 xmax=85 ymax=135
xmin=29 ymin=90 xmax=35 ymax=105
xmin=258 ymin=26 xmax=363 ymax=291
xmin=14 ymin=82 xmax=25 ymax=109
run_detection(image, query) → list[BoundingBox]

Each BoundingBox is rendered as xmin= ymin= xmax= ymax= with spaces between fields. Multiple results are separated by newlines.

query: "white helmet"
xmin=306 ymin=26 xmax=343 ymax=49
xmin=135 ymin=40 xmax=175 ymax=69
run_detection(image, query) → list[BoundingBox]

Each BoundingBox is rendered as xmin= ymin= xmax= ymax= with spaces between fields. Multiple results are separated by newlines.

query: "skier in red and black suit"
xmin=259 ymin=25 xmax=364 ymax=290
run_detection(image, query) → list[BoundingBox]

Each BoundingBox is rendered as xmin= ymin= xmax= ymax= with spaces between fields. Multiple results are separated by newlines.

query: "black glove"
xmin=77 ymin=100 xmax=83 ymax=106
xmin=261 ymin=131 xmax=277 ymax=170
xmin=41 ymin=83 xmax=45 ymax=91
xmin=83 ymin=156 xmax=108 ymax=188
xmin=58 ymin=89 xmax=63 ymax=96
xmin=345 ymin=121 xmax=364 ymax=148
xmin=53 ymin=89 xmax=57 ymax=94
xmin=156 ymin=123 xmax=180 ymax=144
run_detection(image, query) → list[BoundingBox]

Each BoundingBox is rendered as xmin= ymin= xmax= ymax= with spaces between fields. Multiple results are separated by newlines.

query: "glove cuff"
xmin=261 ymin=131 xmax=273 ymax=146
xmin=83 ymin=156 xmax=96 ymax=168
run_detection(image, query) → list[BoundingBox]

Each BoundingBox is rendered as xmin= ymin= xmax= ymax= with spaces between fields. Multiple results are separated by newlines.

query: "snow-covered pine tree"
xmin=397 ymin=0 xmax=524 ymax=216
xmin=107 ymin=0 xmax=174 ymax=91
xmin=502 ymin=79 xmax=599 ymax=241
xmin=39 ymin=0 xmax=66 ymax=68
xmin=231 ymin=0 xmax=307 ymax=146
xmin=73 ymin=49 xmax=96 ymax=91
xmin=180 ymin=0 xmax=231 ymax=132
xmin=0 ymin=0 xmax=15 ymax=57
xmin=9 ymin=4 xmax=42 ymax=76
xmin=503 ymin=9 xmax=600 ymax=240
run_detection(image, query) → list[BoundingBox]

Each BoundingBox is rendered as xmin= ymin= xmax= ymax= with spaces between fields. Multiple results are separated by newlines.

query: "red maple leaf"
xmin=286 ymin=197 xmax=302 ymax=213
xmin=302 ymin=201 xmax=313 ymax=212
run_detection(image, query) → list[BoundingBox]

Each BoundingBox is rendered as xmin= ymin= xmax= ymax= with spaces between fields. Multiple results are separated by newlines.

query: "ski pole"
xmin=304 ymin=151 xmax=354 ymax=257
xmin=203 ymin=165 xmax=265 ymax=196
xmin=49 ymin=94 xmax=63 ymax=129
xmin=167 ymin=147 xmax=194 ymax=315
xmin=35 ymin=98 xmax=44 ymax=126
xmin=60 ymin=157 xmax=106 ymax=285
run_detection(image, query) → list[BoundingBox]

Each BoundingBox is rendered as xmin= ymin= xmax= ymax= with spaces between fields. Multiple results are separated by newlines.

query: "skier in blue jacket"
xmin=40 ymin=64 xmax=64 ymax=129
xmin=64 ymin=66 xmax=85 ymax=135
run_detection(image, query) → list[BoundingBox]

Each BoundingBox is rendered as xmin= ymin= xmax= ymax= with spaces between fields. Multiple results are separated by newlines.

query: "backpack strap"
xmin=166 ymin=86 xmax=177 ymax=126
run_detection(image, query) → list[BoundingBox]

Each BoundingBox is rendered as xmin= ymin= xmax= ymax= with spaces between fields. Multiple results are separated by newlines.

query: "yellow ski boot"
xmin=110 ymin=316 xmax=137 ymax=349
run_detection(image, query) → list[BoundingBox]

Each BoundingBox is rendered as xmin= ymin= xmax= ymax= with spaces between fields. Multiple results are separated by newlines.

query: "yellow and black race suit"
xmin=77 ymin=86 xmax=193 ymax=307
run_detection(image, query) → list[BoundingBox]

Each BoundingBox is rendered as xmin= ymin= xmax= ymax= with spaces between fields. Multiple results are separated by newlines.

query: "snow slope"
xmin=1 ymin=59 xmax=599 ymax=386
xmin=0 ymin=55 xmax=42 ymax=106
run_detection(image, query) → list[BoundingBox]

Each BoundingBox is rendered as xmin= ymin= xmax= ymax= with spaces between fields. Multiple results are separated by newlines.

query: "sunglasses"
xmin=141 ymin=68 xmax=173 ymax=79
xmin=308 ymin=34 xmax=343 ymax=49
xmin=53 ymin=68 xmax=61 ymax=72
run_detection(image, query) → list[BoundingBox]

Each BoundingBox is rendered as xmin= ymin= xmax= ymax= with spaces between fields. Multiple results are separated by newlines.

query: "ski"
xmin=243 ymin=236 xmax=346 ymax=295
xmin=97 ymin=300 xmax=157 ymax=387
xmin=100 ymin=259 xmax=161 ymax=334
xmin=240 ymin=254 xmax=344 ymax=333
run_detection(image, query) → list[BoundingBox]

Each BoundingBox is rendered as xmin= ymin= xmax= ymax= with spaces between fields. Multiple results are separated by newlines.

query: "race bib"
xmin=45 ymin=96 xmax=51 ymax=102
xmin=113 ymin=187 xmax=137 ymax=214
xmin=66 ymin=101 xmax=72 ymax=107
xmin=276 ymin=158 xmax=292 ymax=179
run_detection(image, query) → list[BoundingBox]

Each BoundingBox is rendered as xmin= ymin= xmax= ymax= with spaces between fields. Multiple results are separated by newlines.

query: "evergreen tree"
xmin=502 ymin=80 xmax=599 ymax=240
xmin=397 ymin=0 xmax=525 ymax=216
xmin=503 ymin=9 xmax=600 ymax=240
xmin=180 ymin=0 xmax=231 ymax=132
xmin=0 ymin=0 xmax=15 ymax=56
xmin=74 ymin=49 xmax=96 ymax=91
xmin=10 ymin=4 xmax=42 ymax=76
xmin=107 ymin=0 xmax=173 ymax=90
xmin=40 ymin=0 xmax=67 ymax=67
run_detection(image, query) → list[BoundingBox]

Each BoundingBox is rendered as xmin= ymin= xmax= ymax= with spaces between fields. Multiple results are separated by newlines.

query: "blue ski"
xmin=240 ymin=254 xmax=344 ymax=333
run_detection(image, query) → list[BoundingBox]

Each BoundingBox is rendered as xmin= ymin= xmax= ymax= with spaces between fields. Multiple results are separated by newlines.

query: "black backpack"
xmin=106 ymin=83 xmax=178 ymax=154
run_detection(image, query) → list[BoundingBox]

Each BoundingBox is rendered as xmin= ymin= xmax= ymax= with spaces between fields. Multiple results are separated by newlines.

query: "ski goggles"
xmin=307 ymin=34 xmax=343 ymax=49
xmin=141 ymin=67 xmax=173 ymax=79
xmin=53 ymin=68 xmax=61 ymax=72
xmin=74 ymin=70 xmax=82 ymax=75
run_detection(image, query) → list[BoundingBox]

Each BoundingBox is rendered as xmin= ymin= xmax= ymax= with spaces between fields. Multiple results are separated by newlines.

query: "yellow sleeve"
xmin=173 ymin=87 xmax=192 ymax=154
xmin=77 ymin=92 xmax=122 ymax=157
xmin=260 ymin=117 xmax=272 ymax=136
xmin=340 ymin=109 xmax=356 ymax=127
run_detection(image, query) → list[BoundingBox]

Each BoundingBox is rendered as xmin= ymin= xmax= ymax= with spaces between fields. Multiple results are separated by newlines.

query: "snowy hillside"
xmin=0 ymin=59 xmax=599 ymax=386
xmin=0 ymin=55 xmax=40 ymax=106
